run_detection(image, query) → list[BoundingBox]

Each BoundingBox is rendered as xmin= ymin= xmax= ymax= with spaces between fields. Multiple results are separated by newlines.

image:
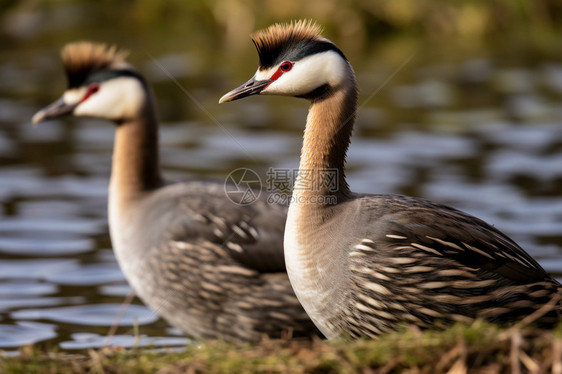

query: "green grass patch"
xmin=1 ymin=320 xmax=562 ymax=373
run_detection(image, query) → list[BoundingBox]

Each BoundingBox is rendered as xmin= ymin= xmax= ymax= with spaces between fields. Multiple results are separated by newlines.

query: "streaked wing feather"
xmin=154 ymin=181 xmax=287 ymax=273
xmin=364 ymin=194 xmax=550 ymax=283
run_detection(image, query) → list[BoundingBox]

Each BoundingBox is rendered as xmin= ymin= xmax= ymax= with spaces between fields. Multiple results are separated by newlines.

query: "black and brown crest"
xmin=61 ymin=42 xmax=129 ymax=88
xmin=251 ymin=20 xmax=347 ymax=69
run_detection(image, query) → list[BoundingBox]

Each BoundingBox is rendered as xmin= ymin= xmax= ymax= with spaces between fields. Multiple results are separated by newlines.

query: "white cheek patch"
xmin=261 ymin=51 xmax=349 ymax=97
xmin=74 ymin=77 xmax=145 ymax=120
xmin=255 ymin=68 xmax=275 ymax=81
xmin=63 ymin=88 xmax=87 ymax=106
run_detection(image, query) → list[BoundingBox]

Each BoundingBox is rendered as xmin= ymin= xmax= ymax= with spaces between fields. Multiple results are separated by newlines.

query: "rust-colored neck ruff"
xmin=284 ymin=73 xmax=358 ymax=336
xmin=295 ymin=80 xmax=357 ymax=202
xmin=110 ymin=95 xmax=163 ymax=208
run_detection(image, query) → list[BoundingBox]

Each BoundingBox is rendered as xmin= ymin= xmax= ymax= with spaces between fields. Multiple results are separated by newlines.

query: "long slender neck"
xmin=295 ymin=72 xmax=357 ymax=202
xmin=284 ymin=66 xmax=358 ymax=337
xmin=110 ymin=91 xmax=163 ymax=207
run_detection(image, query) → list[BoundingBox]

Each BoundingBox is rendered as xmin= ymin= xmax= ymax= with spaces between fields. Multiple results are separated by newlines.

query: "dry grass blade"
xmin=436 ymin=343 xmax=464 ymax=373
xmin=553 ymin=338 xmax=562 ymax=374
xmin=519 ymin=350 xmax=539 ymax=373
xmin=510 ymin=294 xmax=561 ymax=331
xmin=446 ymin=359 xmax=467 ymax=374
xmin=510 ymin=331 xmax=522 ymax=374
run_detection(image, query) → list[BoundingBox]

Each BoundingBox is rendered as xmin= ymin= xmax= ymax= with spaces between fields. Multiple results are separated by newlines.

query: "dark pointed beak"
xmin=32 ymin=97 xmax=78 ymax=125
xmin=219 ymin=76 xmax=270 ymax=104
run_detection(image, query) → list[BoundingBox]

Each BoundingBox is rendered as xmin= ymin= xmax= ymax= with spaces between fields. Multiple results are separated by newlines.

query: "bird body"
xmin=33 ymin=42 xmax=318 ymax=342
xmin=286 ymin=192 xmax=561 ymax=338
xmin=220 ymin=21 xmax=562 ymax=339
xmin=111 ymin=180 xmax=306 ymax=341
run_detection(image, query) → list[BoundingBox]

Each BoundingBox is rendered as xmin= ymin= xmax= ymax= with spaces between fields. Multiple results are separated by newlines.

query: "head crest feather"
xmin=61 ymin=42 xmax=129 ymax=88
xmin=251 ymin=20 xmax=325 ymax=68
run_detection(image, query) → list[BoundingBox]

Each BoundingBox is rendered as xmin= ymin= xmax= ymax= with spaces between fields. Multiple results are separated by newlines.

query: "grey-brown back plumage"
xmin=330 ymin=194 xmax=562 ymax=338
xmin=121 ymin=181 xmax=319 ymax=341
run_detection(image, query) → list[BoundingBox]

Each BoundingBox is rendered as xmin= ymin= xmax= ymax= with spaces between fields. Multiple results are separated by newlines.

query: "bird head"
xmin=219 ymin=20 xmax=352 ymax=103
xmin=32 ymin=42 xmax=147 ymax=124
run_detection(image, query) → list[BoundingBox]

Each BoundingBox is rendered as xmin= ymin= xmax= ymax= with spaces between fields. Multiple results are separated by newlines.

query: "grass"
xmin=2 ymin=321 xmax=562 ymax=373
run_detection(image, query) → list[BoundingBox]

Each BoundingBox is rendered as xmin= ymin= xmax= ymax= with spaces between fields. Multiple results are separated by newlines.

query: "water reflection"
xmin=60 ymin=333 xmax=190 ymax=350
xmin=0 ymin=259 xmax=79 ymax=280
xmin=0 ymin=322 xmax=57 ymax=349
xmin=12 ymin=304 xmax=158 ymax=327
xmin=44 ymin=263 xmax=124 ymax=285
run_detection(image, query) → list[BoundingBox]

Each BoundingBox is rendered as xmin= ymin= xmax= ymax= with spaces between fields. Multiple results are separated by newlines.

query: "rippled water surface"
xmin=1 ymin=9 xmax=562 ymax=353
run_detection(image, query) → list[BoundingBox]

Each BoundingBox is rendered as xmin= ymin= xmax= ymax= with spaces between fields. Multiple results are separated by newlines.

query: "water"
xmin=1 ymin=6 xmax=562 ymax=353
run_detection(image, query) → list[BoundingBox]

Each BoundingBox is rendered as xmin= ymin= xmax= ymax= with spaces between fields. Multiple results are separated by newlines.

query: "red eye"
xmin=280 ymin=62 xmax=293 ymax=72
xmin=82 ymin=83 xmax=100 ymax=102
xmin=268 ymin=61 xmax=295 ymax=84
xmin=88 ymin=83 xmax=99 ymax=94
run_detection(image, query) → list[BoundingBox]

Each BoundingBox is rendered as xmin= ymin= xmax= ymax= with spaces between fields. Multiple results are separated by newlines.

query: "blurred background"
xmin=1 ymin=0 xmax=562 ymax=351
